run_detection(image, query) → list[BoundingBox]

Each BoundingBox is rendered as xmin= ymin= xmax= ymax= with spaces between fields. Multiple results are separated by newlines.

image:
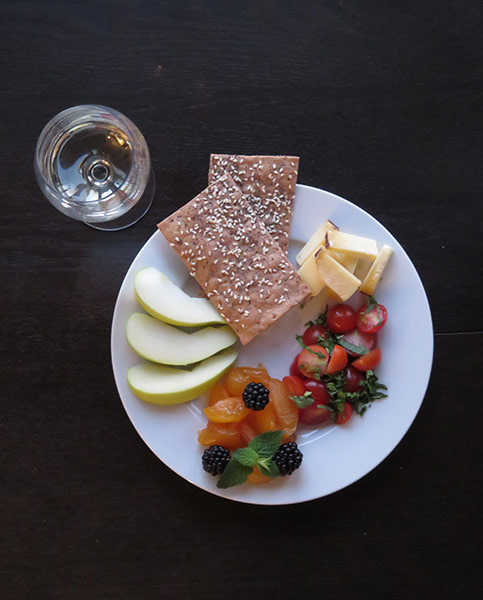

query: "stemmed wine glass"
xmin=34 ymin=105 xmax=155 ymax=231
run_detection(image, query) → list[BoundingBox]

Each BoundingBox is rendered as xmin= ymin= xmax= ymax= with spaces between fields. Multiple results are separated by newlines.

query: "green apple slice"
xmin=134 ymin=267 xmax=226 ymax=326
xmin=126 ymin=312 xmax=237 ymax=366
xmin=127 ymin=348 xmax=237 ymax=405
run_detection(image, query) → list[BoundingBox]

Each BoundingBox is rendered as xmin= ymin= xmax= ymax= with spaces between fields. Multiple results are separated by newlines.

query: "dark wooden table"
xmin=2 ymin=2 xmax=482 ymax=598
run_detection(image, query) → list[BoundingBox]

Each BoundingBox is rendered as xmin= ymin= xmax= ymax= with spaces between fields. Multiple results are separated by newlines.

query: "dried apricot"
xmin=208 ymin=381 xmax=230 ymax=406
xmin=225 ymin=365 xmax=270 ymax=396
xmin=203 ymin=397 xmax=249 ymax=423
xmin=247 ymin=400 xmax=279 ymax=434
xmin=238 ymin=419 xmax=258 ymax=446
xmin=268 ymin=378 xmax=298 ymax=439
xmin=198 ymin=421 xmax=241 ymax=449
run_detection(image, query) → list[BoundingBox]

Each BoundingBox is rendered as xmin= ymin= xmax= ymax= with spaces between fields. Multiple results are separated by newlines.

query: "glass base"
xmin=85 ymin=167 xmax=155 ymax=231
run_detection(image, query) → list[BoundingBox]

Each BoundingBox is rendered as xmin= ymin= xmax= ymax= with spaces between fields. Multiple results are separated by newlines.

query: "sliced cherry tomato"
xmin=344 ymin=365 xmax=364 ymax=393
xmin=289 ymin=355 xmax=301 ymax=377
xmin=282 ymin=375 xmax=306 ymax=397
xmin=326 ymin=344 xmax=348 ymax=374
xmin=340 ymin=329 xmax=374 ymax=357
xmin=327 ymin=304 xmax=357 ymax=333
xmin=352 ymin=348 xmax=382 ymax=371
xmin=297 ymin=345 xmax=329 ymax=379
xmin=298 ymin=381 xmax=331 ymax=425
xmin=302 ymin=324 xmax=329 ymax=346
xmin=304 ymin=379 xmax=330 ymax=403
xmin=356 ymin=302 xmax=388 ymax=334
xmin=298 ymin=403 xmax=332 ymax=424
xmin=334 ymin=403 xmax=353 ymax=425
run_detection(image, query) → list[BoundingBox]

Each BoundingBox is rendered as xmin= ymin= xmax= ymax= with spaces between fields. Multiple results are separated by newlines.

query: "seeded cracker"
xmin=208 ymin=154 xmax=299 ymax=253
xmin=158 ymin=174 xmax=310 ymax=345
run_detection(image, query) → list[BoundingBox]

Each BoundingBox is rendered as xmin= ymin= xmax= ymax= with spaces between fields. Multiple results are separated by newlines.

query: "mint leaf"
xmin=249 ymin=430 xmax=283 ymax=459
xmin=215 ymin=431 xmax=284 ymax=489
xmin=290 ymin=391 xmax=314 ymax=409
xmin=216 ymin=460 xmax=252 ymax=489
xmin=258 ymin=458 xmax=280 ymax=478
xmin=232 ymin=447 xmax=259 ymax=468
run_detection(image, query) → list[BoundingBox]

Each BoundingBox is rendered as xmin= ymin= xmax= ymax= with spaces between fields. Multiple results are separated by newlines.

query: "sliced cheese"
xmin=326 ymin=249 xmax=358 ymax=274
xmin=298 ymin=253 xmax=326 ymax=296
xmin=316 ymin=251 xmax=361 ymax=301
xmin=326 ymin=230 xmax=378 ymax=261
xmin=359 ymin=245 xmax=394 ymax=295
xmin=354 ymin=258 xmax=373 ymax=282
xmin=296 ymin=220 xmax=338 ymax=266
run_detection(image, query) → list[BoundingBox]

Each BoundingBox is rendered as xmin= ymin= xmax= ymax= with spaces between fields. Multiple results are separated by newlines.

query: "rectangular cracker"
xmin=157 ymin=174 xmax=310 ymax=345
xmin=208 ymin=154 xmax=299 ymax=253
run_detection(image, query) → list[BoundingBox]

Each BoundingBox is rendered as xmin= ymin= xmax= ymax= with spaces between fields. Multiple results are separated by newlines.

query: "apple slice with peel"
xmin=134 ymin=267 xmax=226 ymax=326
xmin=127 ymin=347 xmax=237 ymax=405
xmin=126 ymin=312 xmax=237 ymax=366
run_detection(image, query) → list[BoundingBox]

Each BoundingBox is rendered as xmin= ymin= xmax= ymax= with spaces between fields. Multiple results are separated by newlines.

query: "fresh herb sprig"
xmin=216 ymin=431 xmax=283 ymax=489
xmin=323 ymin=368 xmax=387 ymax=417
xmin=289 ymin=391 xmax=314 ymax=409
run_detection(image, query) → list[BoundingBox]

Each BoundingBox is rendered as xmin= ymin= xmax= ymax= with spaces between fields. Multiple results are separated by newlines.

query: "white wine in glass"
xmin=34 ymin=105 xmax=155 ymax=230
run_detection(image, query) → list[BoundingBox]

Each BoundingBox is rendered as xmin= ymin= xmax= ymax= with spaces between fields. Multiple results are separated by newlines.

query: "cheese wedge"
xmin=360 ymin=245 xmax=394 ymax=295
xmin=316 ymin=251 xmax=361 ymax=301
xmin=354 ymin=258 xmax=373 ymax=282
xmin=326 ymin=249 xmax=358 ymax=274
xmin=298 ymin=253 xmax=326 ymax=296
xmin=296 ymin=220 xmax=338 ymax=266
xmin=326 ymin=230 xmax=378 ymax=261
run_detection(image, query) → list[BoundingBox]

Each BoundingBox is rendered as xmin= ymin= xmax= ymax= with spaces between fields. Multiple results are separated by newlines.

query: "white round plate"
xmin=111 ymin=184 xmax=433 ymax=505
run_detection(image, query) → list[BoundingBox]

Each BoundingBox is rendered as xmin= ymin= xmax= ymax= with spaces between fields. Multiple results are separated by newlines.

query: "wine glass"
xmin=34 ymin=105 xmax=155 ymax=231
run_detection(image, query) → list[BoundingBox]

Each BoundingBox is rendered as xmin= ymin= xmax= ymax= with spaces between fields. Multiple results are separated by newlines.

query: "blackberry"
xmin=242 ymin=382 xmax=270 ymax=411
xmin=273 ymin=442 xmax=303 ymax=476
xmin=201 ymin=445 xmax=231 ymax=476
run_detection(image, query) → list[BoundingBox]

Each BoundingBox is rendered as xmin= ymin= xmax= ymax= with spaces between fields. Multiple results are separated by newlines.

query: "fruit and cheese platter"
xmin=111 ymin=155 xmax=433 ymax=505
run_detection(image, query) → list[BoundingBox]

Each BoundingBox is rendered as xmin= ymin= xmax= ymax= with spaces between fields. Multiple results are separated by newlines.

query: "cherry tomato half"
xmin=297 ymin=345 xmax=329 ymax=379
xmin=289 ymin=356 xmax=300 ymax=377
xmin=340 ymin=329 xmax=375 ymax=357
xmin=344 ymin=365 xmax=365 ymax=393
xmin=302 ymin=324 xmax=329 ymax=346
xmin=304 ymin=379 xmax=330 ymax=404
xmin=326 ymin=344 xmax=348 ymax=374
xmin=298 ymin=402 xmax=332 ymax=425
xmin=356 ymin=302 xmax=388 ymax=334
xmin=334 ymin=403 xmax=353 ymax=425
xmin=352 ymin=348 xmax=382 ymax=371
xmin=298 ymin=381 xmax=331 ymax=425
xmin=327 ymin=304 xmax=357 ymax=333
xmin=282 ymin=375 xmax=306 ymax=397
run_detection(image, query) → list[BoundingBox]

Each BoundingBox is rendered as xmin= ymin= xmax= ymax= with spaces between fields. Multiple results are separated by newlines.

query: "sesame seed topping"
xmin=159 ymin=159 xmax=304 ymax=341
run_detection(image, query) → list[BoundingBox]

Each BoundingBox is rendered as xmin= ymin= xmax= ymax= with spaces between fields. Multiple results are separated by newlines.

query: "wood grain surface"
xmin=1 ymin=2 xmax=482 ymax=599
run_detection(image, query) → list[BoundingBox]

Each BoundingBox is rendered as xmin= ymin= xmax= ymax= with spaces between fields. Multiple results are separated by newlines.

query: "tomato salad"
xmin=283 ymin=297 xmax=388 ymax=426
